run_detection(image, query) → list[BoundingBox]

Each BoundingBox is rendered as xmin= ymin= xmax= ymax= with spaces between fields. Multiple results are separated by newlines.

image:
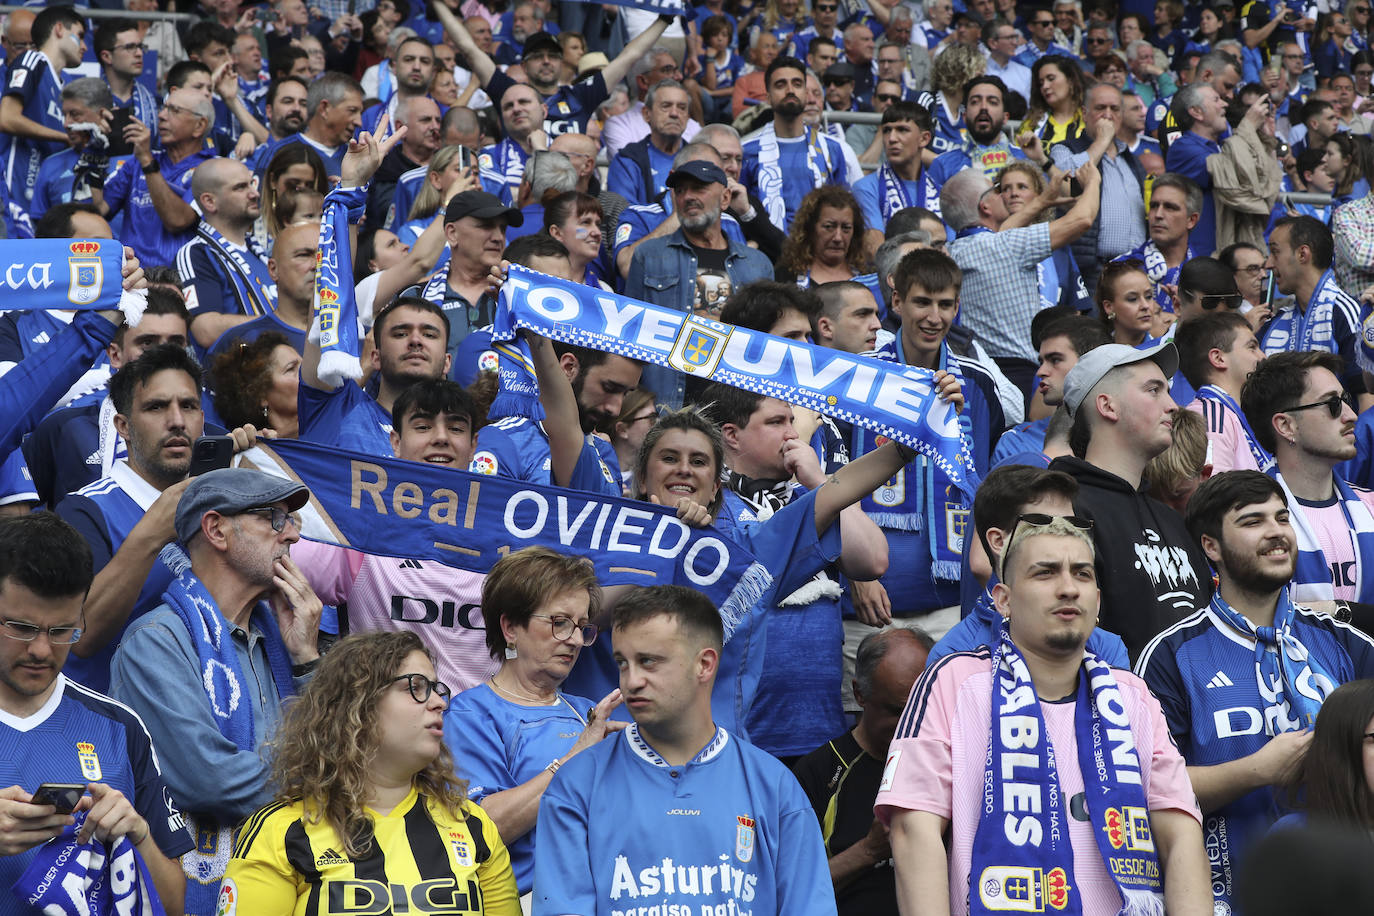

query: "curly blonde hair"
xmin=267 ymin=631 xmax=468 ymax=858
xmin=779 ymin=185 xmax=868 ymax=276
xmin=931 ymin=44 xmax=986 ymax=98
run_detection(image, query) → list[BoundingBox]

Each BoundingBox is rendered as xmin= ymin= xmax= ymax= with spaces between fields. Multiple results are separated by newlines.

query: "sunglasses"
xmin=1005 ymin=513 xmax=1094 ymax=547
xmin=1191 ymin=292 xmax=1241 ymax=310
xmin=815 ymin=3 xmax=838 ymax=10
xmin=875 ymin=92 xmax=902 ymax=102
xmin=1282 ymin=394 xmax=1345 ymax=419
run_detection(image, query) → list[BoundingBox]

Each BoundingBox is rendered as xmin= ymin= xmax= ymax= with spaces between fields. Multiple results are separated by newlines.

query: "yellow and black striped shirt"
xmin=218 ymin=786 xmax=520 ymax=916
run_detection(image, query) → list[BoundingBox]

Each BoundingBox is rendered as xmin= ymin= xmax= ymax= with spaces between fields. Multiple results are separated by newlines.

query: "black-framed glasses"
xmin=392 ymin=672 xmax=451 ymax=704
xmin=1 ymin=618 xmax=83 ymax=645
xmin=242 ymin=506 xmax=301 ymax=533
xmin=530 ymin=613 xmax=598 ymax=644
xmin=1282 ymin=394 xmax=1344 ymax=419
xmin=1005 ymin=513 xmax=1094 ymax=548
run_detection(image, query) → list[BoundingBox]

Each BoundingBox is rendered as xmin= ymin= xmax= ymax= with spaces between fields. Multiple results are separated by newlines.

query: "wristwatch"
xmin=139 ymin=158 xmax=161 ymax=176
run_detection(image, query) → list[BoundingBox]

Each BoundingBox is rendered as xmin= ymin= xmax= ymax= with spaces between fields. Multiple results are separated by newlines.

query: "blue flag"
xmin=494 ymin=265 xmax=977 ymax=489
xmin=0 ymin=239 xmax=124 ymax=312
xmin=241 ymin=439 xmax=773 ymax=638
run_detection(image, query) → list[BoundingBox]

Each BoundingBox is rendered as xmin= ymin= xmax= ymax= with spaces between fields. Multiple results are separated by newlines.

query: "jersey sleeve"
xmin=3 ymin=52 xmax=43 ymax=102
xmin=443 ymin=700 xmax=517 ymax=801
xmin=116 ymin=702 xmax=197 ymax=858
xmin=565 ymin=438 xmax=620 ymax=496
xmin=54 ymin=494 xmax=115 ymax=572
xmin=469 ymin=422 xmax=525 ymax=480
xmin=471 ymin=804 xmax=521 ymax=916
xmin=874 ymin=653 xmax=964 ymax=824
xmin=298 ymin=379 xmax=366 ymax=446
xmin=852 ymin=175 xmax=882 ymax=231
xmin=221 ymin=805 xmax=304 ymax=916
xmin=605 ymin=154 xmax=643 ymax=205
xmin=176 ymin=240 xmax=230 ymax=319
xmin=743 ymin=486 xmax=842 ymax=599
xmin=774 ymin=778 xmax=843 ymax=916
xmin=102 ymin=157 xmax=136 ymax=216
xmin=530 ymin=767 xmax=597 ymax=916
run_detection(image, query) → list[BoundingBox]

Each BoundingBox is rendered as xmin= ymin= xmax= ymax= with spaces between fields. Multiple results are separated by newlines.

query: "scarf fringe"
xmin=867 ymin=511 xmax=923 ymax=531
xmin=317 ymin=349 xmax=363 ymax=389
xmin=718 ymin=561 xmax=773 ymax=642
xmin=777 ymin=575 xmax=842 ymax=607
xmin=1120 ymin=888 xmax=1167 ymax=916
xmin=119 ymin=288 xmax=147 ymax=327
xmin=932 ymin=559 xmax=962 ymax=582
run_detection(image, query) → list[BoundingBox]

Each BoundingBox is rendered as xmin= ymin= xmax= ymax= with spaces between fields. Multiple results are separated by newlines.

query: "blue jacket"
xmin=1165 ymin=130 xmax=1220 ymax=256
xmin=623 ymin=228 xmax=773 ymax=408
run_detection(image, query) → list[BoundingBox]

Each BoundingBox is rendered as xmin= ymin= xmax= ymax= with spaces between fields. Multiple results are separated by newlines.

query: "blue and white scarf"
xmin=159 ymin=544 xmax=296 ymax=915
xmin=13 ymin=810 xmax=164 ymax=916
xmin=754 ymin=124 xmax=832 ymax=229
xmin=1196 ymin=385 xmax=1273 ymax=472
xmin=478 ymin=138 xmax=527 ymax=204
xmin=972 ymin=620 xmax=1164 ymax=916
xmin=195 ymin=221 xmax=274 ymax=318
xmin=854 ymin=340 xmax=973 ymax=581
xmin=310 ymin=185 xmax=366 ymax=388
xmin=374 ymin=59 xmax=395 ymax=104
xmin=876 ymin=163 xmax=936 ymax=221
xmin=493 ymin=265 xmax=976 ymax=488
xmin=1120 ymin=239 xmax=1191 ymax=315
xmin=1272 ymin=469 xmax=1374 ymax=605
xmin=1260 ymin=269 xmax=1357 ymax=356
xmin=1209 ymin=588 xmax=1337 ymax=731
xmin=0 ymin=238 xmax=144 ymax=323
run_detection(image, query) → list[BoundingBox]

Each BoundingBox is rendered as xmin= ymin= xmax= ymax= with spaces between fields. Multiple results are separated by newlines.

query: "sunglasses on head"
xmin=1005 ymin=513 xmax=1094 ymax=547
xmin=1283 ymin=394 xmax=1345 ymax=419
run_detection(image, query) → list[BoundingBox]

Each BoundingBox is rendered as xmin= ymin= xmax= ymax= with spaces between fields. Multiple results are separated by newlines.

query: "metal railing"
xmin=0 ymin=4 xmax=199 ymax=23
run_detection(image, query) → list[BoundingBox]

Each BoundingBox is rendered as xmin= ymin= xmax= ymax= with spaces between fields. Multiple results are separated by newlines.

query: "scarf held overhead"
xmin=493 ymin=265 xmax=975 ymax=489
xmin=240 ymin=438 xmax=772 ymax=640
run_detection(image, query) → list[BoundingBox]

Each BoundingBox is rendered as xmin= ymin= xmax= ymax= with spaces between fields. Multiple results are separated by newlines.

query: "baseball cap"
xmin=1062 ymin=341 xmax=1179 ymax=417
xmin=444 ymin=190 xmax=524 ymax=226
xmin=174 ymin=468 xmax=309 ymax=545
xmin=822 ymin=62 xmax=856 ymax=84
xmin=522 ymin=31 xmax=562 ymax=61
xmin=665 ymin=160 xmax=728 ymax=189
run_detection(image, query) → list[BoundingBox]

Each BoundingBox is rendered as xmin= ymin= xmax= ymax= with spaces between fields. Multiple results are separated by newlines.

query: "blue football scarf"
xmin=564 ymin=0 xmax=684 ymax=15
xmin=1261 ymin=269 xmax=1354 ymax=355
xmin=1195 ymin=385 xmax=1273 ymax=472
xmin=0 ymin=238 xmax=141 ymax=322
xmin=311 ymin=185 xmax=367 ymax=387
xmin=195 ymin=220 xmax=274 ymax=317
xmin=159 ymin=545 xmax=296 ymax=915
xmin=1208 ymin=588 xmax=1337 ymax=731
xmin=13 ymin=811 xmax=164 ymax=916
xmin=754 ymin=124 xmax=833 ymax=228
xmin=1271 ymin=469 xmax=1374 ymax=605
xmin=972 ymin=620 xmax=1164 ymax=916
xmin=876 ymin=163 xmax=916 ymax=219
xmin=852 ymin=339 xmax=975 ymax=581
xmin=493 ymin=265 xmax=978 ymax=489
xmin=239 ymin=438 xmax=773 ymax=640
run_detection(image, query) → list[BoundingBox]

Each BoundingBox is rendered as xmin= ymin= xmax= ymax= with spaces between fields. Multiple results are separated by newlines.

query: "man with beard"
xmin=1136 ymin=470 xmax=1374 ymax=912
xmin=54 ymin=345 xmax=261 ymax=694
xmin=1242 ymin=351 xmax=1374 ymax=612
xmin=109 ymin=468 xmax=321 ymax=916
xmin=359 ymin=36 xmax=436 ymax=137
xmin=739 ymin=57 xmax=848 ymax=232
xmin=624 ymin=159 xmax=772 ymax=409
xmin=241 ymin=77 xmax=308 ymax=173
xmin=176 ymin=158 xmax=275 ymax=353
xmin=926 ymin=75 xmax=1031 ymax=190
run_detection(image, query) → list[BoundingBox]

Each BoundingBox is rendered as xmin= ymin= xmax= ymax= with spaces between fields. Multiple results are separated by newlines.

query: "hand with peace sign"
xmin=341 ymin=112 xmax=408 ymax=190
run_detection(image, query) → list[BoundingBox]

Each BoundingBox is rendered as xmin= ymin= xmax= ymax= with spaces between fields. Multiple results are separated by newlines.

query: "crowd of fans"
xmin=6 ymin=0 xmax=1374 ymax=913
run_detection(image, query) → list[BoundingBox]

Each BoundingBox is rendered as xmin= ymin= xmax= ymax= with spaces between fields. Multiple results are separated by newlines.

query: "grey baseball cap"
xmin=175 ymin=468 xmax=309 ymax=544
xmin=1062 ymin=340 xmax=1179 ymax=417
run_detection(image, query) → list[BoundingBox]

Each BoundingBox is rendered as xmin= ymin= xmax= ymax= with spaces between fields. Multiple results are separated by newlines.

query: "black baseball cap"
xmin=444 ymin=190 xmax=524 ymax=226
xmin=666 ymin=160 xmax=728 ymax=189
xmin=522 ymin=31 xmax=562 ymax=61
xmin=822 ymin=62 xmax=856 ymax=84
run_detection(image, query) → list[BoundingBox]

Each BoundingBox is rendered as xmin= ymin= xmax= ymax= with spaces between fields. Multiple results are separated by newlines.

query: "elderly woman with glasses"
xmin=221 ymin=630 xmax=520 ymax=915
xmin=441 ymin=547 xmax=624 ymax=899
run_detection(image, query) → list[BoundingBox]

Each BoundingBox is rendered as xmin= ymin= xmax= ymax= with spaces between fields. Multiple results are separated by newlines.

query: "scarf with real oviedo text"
xmin=310 ymin=185 xmax=366 ymax=388
xmin=855 ymin=337 xmax=973 ymax=582
xmin=1208 ymin=587 xmax=1337 ymax=731
xmin=491 ymin=265 xmax=977 ymax=491
xmin=755 ymin=123 xmax=832 ymax=229
xmin=158 ymin=544 xmax=296 ymax=915
xmin=972 ymin=619 xmax=1164 ymax=916
xmin=13 ymin=811 xmax=165 ymax=916
xmin=1270 ymin=468 xmax=1374 ymax=605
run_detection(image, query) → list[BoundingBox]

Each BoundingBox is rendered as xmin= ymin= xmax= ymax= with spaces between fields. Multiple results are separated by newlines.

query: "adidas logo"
xmin=1206 ymin=671 xmax=1234 ymax=689
xmin=32 ymin=332 xmax=50 ymax=345
xmin=398 ymin=558 xmax=424 ymax=570
xmin=315 ymin=848 xmax=348 ymax=866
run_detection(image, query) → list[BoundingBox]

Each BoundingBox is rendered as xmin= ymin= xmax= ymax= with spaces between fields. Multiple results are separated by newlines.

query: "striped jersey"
xmin=220 ymin=787 xmax=519 ymax=916
xmin=1135 ymin=603 xmax=1374 ymax=907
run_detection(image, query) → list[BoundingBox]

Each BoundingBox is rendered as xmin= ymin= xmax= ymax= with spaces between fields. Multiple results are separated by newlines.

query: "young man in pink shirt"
xmin=875 ymin=517 xmax=1210 ymax=916
xmin=292 ymin=379 xmax=498 ymax=689
xmin=1177 ymin=311 xmax=1270 ymax=473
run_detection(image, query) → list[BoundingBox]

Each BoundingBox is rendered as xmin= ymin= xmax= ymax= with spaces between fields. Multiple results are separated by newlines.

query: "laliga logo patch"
xmin=76 ymin=741 xmax=102 ymax=781
xmin=471 ymin=451 xmax=498 ymax=475
xmin=478 ymin=350 xmax=500 ymax=372
xmin=615 ymin=223 xmax=631 ymax=245
xmin=978 ymin=866 xmax=1071 ymax=911
xmin=734 ymin=815 xmax=755 ymax=863
xmin=215 ymin=878 xmax=237 ymax=916
xmin=479 ymin=153 xmax=494 ymax=170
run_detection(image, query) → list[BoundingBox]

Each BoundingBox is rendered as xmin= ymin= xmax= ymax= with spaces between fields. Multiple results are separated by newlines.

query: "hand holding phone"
xmin=30 ymin=783 xmax=87 ymax=815
xmin=189 ymin=435 xmax=235 ymax=476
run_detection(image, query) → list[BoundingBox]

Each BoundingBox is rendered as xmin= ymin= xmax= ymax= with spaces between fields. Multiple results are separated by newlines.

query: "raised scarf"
xmin=0 ymin=238 xmax=145 ymax=324
xmin=972 ymin=620 xmax=1164 ymax=916
xmin=1208 ymin=588 xmax=1337 ymax=731
xmin=1271 ymin=469 xmax=1374 ymax=605
xmin=310 ymin=185 xmax=367 ymax=388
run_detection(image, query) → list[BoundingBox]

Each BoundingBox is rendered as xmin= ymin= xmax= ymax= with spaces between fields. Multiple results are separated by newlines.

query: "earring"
xmin=262 ymin=405 xmax=270 ymax=423
xmin=505 ymin=644 xmax=518 ymax=660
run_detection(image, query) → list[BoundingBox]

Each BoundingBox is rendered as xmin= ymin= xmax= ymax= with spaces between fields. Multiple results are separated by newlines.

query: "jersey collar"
xmin=626 ymin=723 xmax=730 ymax=768
xmin=0 ymin=673 xmax=66 ymax=732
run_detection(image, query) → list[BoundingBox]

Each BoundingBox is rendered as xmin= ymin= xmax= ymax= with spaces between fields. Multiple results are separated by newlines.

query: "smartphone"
xmin=255 ymin=8 xmax=280 ymax=21
xmin=188 ymin=435 xmax=235 ymax=477
xmin=31 ymin=783 xmax=86 ymax=815
xmin=347 ymin=0 xmax=357 ymax=12
xmin=105 ymin=107 xmax=135 ymax=157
